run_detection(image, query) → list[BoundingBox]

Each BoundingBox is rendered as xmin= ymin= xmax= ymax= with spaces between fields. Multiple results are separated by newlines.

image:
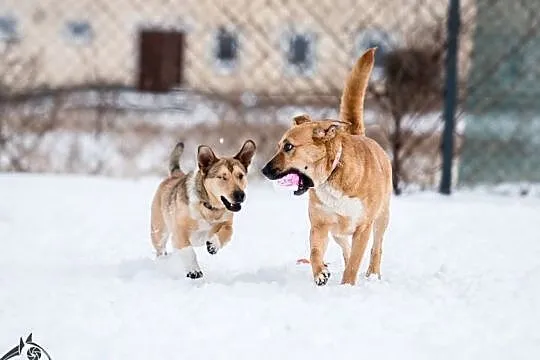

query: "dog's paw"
xmin=206 ymin=241 xmax=219 ymax=255
xmin=365 ymin=271 xmax=382 ymax=280
xmin=186 ymin=270 xmax=203 ymax=279
xmin=314 ymin=267 xmax=331 ymax=286
xmin=155 ymin=250 xmax=169 ymax=258
xmin=366 ymin=263 xmax=382 ymax=280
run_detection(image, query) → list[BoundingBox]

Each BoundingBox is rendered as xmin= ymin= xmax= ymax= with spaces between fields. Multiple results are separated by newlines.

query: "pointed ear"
xmin=197 ymin=145 xmax=218 ymax=174
xmin=313 ymin=124 xmax=339 ymax=141
xmin=26 ymin=333 xmax=33 ymax=343
xmin=234 ymin=139 xmax=257 ymax=170
xmin=19 ymin=338 xmax=25 ymax=350
xmin=313 ymin=121 xmax=350 ymax=141
xmin=292 ymin=114 xmax=312 ymax=126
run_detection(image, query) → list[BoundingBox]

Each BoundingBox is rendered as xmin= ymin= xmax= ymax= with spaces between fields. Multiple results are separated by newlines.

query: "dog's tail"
xmin=339 ymin=47 xmax=376 ymax=136
xmin=168 ymin=141 xmax=185 ymax=177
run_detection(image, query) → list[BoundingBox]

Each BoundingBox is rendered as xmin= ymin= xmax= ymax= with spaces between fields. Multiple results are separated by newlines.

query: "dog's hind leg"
xmin=366 ymin=204 xmax=390 ymax=279
xmin=151 ymin=226 xmax=169 ymax=257
xmin=150 ymin=213 xmax=169 ymax=257
xmin=332 ymin=235 xmax=351 ymax=267
xmin=150 ymin=192 xmax=169 ymax=257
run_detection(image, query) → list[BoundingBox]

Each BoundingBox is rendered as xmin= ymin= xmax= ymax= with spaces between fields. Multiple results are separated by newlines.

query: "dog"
xmin=150 ymin=140 xmax=256 ymax=279
xmin=261 ymin=48 xmax=392 ymax=286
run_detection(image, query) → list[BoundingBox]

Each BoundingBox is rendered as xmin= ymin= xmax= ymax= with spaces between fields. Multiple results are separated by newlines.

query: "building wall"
xmin=1 ymin=0 xmax=476 ymax=95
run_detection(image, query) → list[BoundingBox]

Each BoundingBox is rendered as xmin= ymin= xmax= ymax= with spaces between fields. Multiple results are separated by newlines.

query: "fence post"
xmin=439 ymin=0 xmax=461 ymax=195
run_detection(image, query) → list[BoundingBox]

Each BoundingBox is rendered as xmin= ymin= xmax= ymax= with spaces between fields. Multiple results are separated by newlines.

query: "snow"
xmin=1 ymin=173 xmax=539 ymax=359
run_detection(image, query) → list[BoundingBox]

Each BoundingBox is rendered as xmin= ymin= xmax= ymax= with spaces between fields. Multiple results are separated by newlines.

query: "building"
xmin=1 ymin=0 xmax=476 ymax=99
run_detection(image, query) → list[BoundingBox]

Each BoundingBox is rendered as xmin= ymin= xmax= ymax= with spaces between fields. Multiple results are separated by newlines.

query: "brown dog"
xmin=150 ymin=140 xmax=256 ymax=279
xmin=261 ymin=48 xmax=392 ymax=286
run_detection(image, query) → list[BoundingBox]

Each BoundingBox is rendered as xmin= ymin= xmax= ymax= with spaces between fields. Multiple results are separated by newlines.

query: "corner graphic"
xmin=0 ymin=334 xmax=51 ymax=360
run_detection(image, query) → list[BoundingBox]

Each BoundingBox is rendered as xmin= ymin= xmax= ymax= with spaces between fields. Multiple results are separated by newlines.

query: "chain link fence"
xmin=459 ymin=0 xmax=540 ymax=190
xmin=0 ymin=0 xmax=537 ymax=193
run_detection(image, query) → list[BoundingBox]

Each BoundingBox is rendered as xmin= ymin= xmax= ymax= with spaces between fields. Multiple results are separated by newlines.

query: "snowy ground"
xmin=1 ymin=174 xmax=539 ymax=359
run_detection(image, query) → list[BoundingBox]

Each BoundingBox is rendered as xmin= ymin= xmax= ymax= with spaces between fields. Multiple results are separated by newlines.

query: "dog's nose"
xmin=232 ymin=190 xmax=245 ymax=203
xmin=261 ymin=163 xmax=275 ymax=179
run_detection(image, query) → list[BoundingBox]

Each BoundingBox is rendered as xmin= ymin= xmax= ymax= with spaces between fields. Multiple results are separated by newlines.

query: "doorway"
xmin=137 ymin=30 xmax=185 ymax=92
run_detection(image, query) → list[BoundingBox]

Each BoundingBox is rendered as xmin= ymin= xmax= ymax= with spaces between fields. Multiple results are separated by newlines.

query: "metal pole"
xmin=439 ymin=0 xmax=461 ymax=195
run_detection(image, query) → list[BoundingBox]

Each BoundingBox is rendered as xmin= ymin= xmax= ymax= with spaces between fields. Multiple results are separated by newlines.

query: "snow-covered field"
xmin=1 ymin=174 xmax=539 ymax=359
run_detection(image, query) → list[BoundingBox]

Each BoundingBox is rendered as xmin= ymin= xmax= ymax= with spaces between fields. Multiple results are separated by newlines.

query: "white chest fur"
xmin=188 ymin=212 xmax=215 ymax=247
xmin=315 ymin=183 xmax=364 ymax=223
xmin=190 ymin=229 xmax=209 ymax=246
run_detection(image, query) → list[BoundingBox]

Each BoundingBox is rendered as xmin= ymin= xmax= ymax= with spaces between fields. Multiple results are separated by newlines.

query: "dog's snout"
xmin=232 ymin=190 xmax=245 ymax=203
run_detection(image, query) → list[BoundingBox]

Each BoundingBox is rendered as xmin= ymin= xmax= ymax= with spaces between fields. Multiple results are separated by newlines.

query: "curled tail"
xmin=339 ymin=47 xmax=376 ymax=136
xmin=168 ymin=142 xmax=184 ymax=177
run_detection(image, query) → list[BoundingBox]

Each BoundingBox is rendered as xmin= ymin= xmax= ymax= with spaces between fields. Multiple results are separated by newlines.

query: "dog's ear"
xmin=234 ymin=139 xmax=257 ymax=170
xmin=197 ymin=145 xmax=218 ymax=174
xmin=313 ymin=122 xmax=348 ymax=142
xmin=292 ymin=114 xmax=312 ymax=126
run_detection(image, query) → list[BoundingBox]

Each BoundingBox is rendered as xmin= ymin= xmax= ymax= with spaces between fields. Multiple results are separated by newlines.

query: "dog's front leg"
xmin=172 ymin=227 xmax=203 ymax=279
xmin=206 ymin=221 xmax=233 ymax=255
xmin=341 ymin=222 xmax=373 ymax=285
xmin=310 ymin=223 xmax=330 ymax=286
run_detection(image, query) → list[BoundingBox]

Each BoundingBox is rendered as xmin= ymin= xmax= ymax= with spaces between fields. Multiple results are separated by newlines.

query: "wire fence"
xmin=459 ymin=0 xmax=540 ymax=189
xmin=0 ymin=0 xmax=538 ymax=193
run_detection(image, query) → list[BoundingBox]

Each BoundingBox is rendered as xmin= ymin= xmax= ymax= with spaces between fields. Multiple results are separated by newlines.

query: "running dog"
xmin=150 ymin=140 xmax=256 ymax=279
xmin=261 ymin=48 xmax=392 ymax=286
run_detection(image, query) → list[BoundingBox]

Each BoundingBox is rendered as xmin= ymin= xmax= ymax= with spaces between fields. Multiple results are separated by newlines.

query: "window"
xmin=284 ymin=32 xmax=316 ymax=76
xmin=355 ymin=28 xmax=397 ymax=80
xmin=213 ymin=27 xmax=239 ymax=73
xmin=0 ymin=16 xmax=18 ymax=42
xmin=64 ymin=21 xmax=93 ymax=45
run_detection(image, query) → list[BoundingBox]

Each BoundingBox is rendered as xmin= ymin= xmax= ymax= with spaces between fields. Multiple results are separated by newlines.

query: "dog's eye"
xmin=283 ymin=143 xmax=294 ymax=153
xmin=238 ymin=173 xmax=244 ymax=180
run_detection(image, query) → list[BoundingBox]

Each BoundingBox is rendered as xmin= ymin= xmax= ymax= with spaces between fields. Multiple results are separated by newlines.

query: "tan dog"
xmin=151 ymin=140 xmax=256 ymax=279
xmin=261 ymin=48 xmax=392 ymax=286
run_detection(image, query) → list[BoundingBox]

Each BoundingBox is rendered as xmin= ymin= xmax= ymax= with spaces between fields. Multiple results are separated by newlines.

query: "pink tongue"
xmin=277 ymin=173 xmax=300 ymax=187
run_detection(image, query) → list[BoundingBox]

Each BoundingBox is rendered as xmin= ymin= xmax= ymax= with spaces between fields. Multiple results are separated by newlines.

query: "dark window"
xmin=216 ymin=27 xmax=237 ymax=61
xmin=213 ymin=27 xmax=238 ymax=73
xmin=285 ymin=33 xmax=315 ymax=75
xmin=289 ymin=35 xmax=309 ymax=65
xmin=65 ymin=21 xmax=93 ymax=44
xmin=0 ymin=16 xmax=18 ymax=41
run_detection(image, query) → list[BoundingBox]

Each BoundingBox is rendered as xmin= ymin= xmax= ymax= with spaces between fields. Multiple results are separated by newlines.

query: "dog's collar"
xmin=193 ymin=172 xmax=223 ymax=212
xmin=202 ymin=201 xmax=221 ymax=211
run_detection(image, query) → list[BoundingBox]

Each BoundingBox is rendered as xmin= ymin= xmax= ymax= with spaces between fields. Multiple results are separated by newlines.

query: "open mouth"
xmin=276 ymin=168 xmax=315 ymax=196
xmin=221 ymin=196 xmax=242 ymax=212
